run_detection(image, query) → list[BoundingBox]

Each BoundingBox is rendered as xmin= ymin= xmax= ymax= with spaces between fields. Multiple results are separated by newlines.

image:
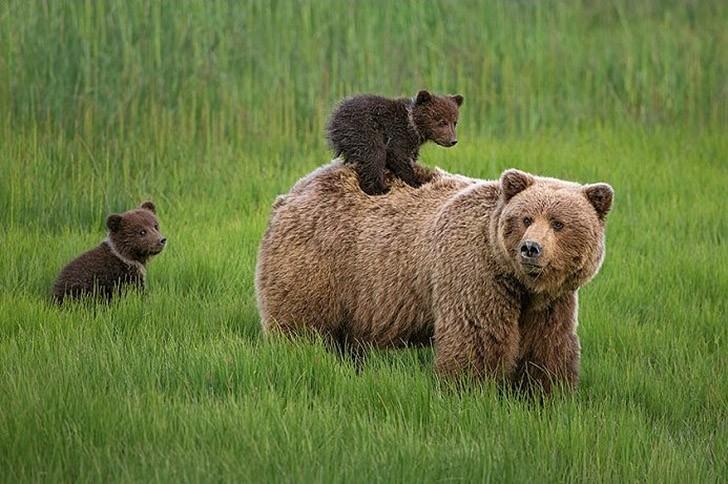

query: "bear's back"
xmin=256 ymin=161 xmax=483 ymax=344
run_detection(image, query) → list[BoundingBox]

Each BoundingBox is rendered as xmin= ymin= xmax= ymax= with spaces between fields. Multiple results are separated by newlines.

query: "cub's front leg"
xmin=433 ymin=275 xmax=523 ymax=382
xmin=411 ymin=161 xmax=437 ymax=186
xmin=513 ymin=292 xmax=581 ymax=395
xmin=387 ymin=153 xmax=423 ymax=189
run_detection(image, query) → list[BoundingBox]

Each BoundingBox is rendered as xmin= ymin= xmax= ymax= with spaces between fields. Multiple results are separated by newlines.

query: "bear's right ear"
xmin=106 ymin=214 xmax=123 ymax=232
xmin=140 ymin=201 xmax=156 ymax=213
xmin=500 ymin=169 xmax=535 ymax=202
xmin=415 ymin=90 xmax=432 ymax=105
xmin=451 ymin=94 xmax=464 ymax=106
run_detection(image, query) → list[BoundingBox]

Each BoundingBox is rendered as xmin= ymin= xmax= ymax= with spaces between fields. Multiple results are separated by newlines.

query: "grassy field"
xmin=1 ymin=0 xmax=726 ymax=482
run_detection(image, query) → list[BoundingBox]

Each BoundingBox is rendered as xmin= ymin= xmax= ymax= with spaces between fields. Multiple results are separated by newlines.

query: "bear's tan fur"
xmin=255 ymin=162 xmax=613 ymax=394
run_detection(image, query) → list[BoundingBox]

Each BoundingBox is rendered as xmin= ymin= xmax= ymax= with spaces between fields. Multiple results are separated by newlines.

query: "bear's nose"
xmin=450 ymin=139 xmax=458 ymax=146
xmin=520 ymin=240 xmax=542 ymax=259
xmin=160 ymin=238 xmax=167 ymax=245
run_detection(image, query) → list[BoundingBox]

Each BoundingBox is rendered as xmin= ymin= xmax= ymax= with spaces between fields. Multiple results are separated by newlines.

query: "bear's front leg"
xmin=411 ymin=162 xmax=437 ymax=186
xmin=434 ymin=277 xmax=522 ymax=382
xmin=387 ymin=153 xmax=423 ymax=188
xmin=513 ymin=291 xmax=581 ymax=396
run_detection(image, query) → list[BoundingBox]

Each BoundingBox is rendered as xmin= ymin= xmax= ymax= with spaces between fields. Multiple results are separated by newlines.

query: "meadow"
xmin=0 ymin=0 xmax=726 ymax=482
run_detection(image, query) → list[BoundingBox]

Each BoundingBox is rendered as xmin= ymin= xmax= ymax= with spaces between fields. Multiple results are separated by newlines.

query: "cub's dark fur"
xmin=52 ymin=201 xmax=166 ymax=304
xmin=326 ymin=90 xmax=463 ymax=195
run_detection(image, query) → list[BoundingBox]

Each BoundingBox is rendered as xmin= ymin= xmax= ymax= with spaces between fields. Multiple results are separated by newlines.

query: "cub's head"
xmin=106 ymin=201 xmax=167 ymax=263
xmin=412 ymin=90 xmax=463 ymax=148
xmin=494 ymin=169 xmax=613 ymax=294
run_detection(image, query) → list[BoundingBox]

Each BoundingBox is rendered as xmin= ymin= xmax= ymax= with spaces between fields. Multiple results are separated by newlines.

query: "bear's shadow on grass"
xmin=329 ymin=337 xmax=435 ymax=374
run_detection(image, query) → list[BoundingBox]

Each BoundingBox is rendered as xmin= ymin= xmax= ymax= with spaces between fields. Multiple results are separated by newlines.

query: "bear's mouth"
xmin=144 ymin=246 xmax=165 ymax=256
xmin=520 ymin=261 xmax=545 ymax=277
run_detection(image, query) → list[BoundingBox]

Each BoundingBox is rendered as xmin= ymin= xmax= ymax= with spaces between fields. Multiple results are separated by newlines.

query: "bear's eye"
xmin=154 ymin=224 xmax=159 ymax=230
xmin=551 ymin=221 xmax=564 ymax=231
xmin=454 ymin=121 xmax=458 ymax=127
xmin=523 ymin=217 xmax=533 ymax=227
xmin=139 ymin=229 xmax=147 ymax=236
xmin=439 ymin=120 xmax=448 ymax=127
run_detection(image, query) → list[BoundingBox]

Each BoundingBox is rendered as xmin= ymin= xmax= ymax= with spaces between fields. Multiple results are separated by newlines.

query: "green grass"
xmin=1 ymin=1 xmax=726 ymax=482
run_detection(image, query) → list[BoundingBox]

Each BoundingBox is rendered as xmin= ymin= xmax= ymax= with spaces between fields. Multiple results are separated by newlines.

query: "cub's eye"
xmin=551 ymin=221 xmax=564 ymax=231
xmin=139 ymin=229 xmax=147 ymax=236
xmin=154 ymin=224 xmax=159 ymax=230
xmin=439 ymin=120 xmax=448 ymax=127
xmin=523 ymin=217 xmax=533 ymax=227
xmin=454 ymin=121 xmax=458 ymax=127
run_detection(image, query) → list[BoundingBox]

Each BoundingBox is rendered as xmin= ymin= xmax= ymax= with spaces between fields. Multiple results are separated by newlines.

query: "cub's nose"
xmin=160 ymin=238 xmax=167 ymax=245
xmin=450 ymin=139 xmax=458 ymax=146
xmin=520 ymin=240 xmax=542 ymax=259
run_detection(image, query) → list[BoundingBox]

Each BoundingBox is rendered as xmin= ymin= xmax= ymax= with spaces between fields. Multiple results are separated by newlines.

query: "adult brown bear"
xmin=255 ymin=162 xmax=613 ymax=394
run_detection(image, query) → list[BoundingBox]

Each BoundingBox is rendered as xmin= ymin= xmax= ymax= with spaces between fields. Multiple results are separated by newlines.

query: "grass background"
xmin=1 ymin=0 xmax=726 ymax=482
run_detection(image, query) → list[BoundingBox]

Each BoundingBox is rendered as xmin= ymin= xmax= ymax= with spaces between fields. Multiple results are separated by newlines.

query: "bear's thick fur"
xmin=52 ymin=201 xmax=167 ymax=303
xmin=255 ymin=163 xmax=613 ymax=393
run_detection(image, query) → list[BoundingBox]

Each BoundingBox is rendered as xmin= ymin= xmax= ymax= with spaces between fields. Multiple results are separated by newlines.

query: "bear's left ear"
xmin=451 ymin=94 xmax=464 ymax=106
xmin=500 ymin=169 xmax=535 ymax=202
xmin=415 ymin=90 xmax=432 ymax=105
xmin=583 ymin=183 xmax=614 ymax=221
xmin=140 ymin=201 xmax=156 ymax=214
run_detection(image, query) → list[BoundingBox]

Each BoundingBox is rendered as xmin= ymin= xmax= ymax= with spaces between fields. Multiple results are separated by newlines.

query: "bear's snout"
xmin=149 ymin=236 xmax=167 ymax=255
xmin=520 ymin=240 xmax=542 ymax=260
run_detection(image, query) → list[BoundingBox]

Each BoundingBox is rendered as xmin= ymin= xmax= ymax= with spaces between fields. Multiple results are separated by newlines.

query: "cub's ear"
xmin=500 ymin=169 xmax=535 ymax=202
xmin=106 ymin=214 xmax=123 ymax=232
xmin=140 ymin=201 xmax=156 ymax=213
xmin=451 ymin=94 xmax=464 ymax=106
xmin=583 ymin=183 xmax=614 ymax=220
xmin=415 ymin=90 xmax=432 ymax=105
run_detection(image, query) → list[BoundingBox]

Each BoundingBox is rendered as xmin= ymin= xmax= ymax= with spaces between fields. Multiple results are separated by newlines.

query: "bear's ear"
xmin=415 ymin=90 xmax=432 ymax=105
xmin=451 ymin=94 xmax=464 ymax=106
xmin=583 ymin=183 xmax=614 ymax=221
xmin=500 ymin=169 xmax=535 ymax=202
xmin=106 ymin=214 xmax=123 ymax=232
xmin=140 ymin=201 xmax=156 ymax=213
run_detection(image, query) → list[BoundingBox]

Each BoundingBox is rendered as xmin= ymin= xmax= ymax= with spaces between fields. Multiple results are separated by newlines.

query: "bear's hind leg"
xmin=348 ymin=143 xmax=388 ymax=195
xmin=326 ymin=320 xmax=368 ymax=373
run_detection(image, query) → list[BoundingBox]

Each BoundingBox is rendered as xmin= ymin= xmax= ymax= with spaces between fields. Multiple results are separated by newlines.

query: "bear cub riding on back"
xmin=326 ymin=90 xmax=463 ymax=195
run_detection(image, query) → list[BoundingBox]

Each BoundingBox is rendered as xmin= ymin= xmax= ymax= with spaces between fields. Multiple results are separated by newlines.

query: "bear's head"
xmin=493 ymin=169 xmax=613 ymax=295
xmin=412 ymin=90 xmax=463 ymax=148
xmin=106 ymin=201 xmax=167 ymax=263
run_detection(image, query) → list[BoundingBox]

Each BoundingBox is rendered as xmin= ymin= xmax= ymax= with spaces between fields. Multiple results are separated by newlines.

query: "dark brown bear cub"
xmin=326 ymin=90 xmax=463 ymax=195
xmin=52 ymin=201 xmax=166 ymax=304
